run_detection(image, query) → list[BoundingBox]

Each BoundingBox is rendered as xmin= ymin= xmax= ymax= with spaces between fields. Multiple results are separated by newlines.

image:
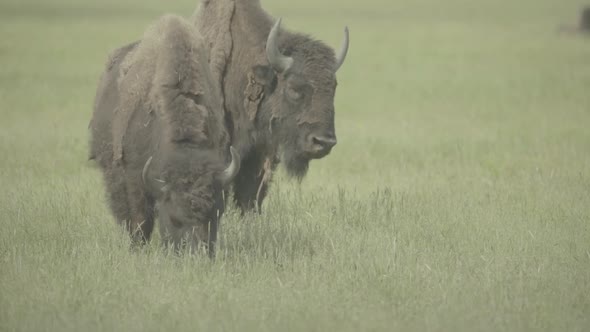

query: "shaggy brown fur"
xmin=89 ymin=14 xmax=235 ymax=256
xmin=192 ymin=0 xmax=348 ymax=213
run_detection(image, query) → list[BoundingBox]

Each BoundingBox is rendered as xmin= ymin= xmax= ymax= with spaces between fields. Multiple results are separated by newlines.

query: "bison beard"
xmin=283 ymin=149 xmax=309 ymax=180
xmin=271 ymin=114 xmax=311 ymax=180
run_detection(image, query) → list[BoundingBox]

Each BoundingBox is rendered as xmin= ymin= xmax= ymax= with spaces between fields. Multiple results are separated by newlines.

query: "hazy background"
xmin=1 ymin=0 xmax=589 ymax=331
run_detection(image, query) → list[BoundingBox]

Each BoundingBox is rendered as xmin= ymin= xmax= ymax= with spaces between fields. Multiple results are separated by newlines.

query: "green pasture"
xmin=1 ymin=0 xmax=589 ymax=330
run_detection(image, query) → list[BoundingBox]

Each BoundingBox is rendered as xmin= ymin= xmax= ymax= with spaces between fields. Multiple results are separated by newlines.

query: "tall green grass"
xmin=1 ymin=0 xmax=589 ymax=330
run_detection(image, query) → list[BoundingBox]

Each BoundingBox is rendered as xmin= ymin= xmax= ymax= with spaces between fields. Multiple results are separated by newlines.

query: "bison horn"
xmin=142 ymin=156 xmax=167 ymax=194
xmin=335 ymin=26 xmax=349 ymax=72
xmin=141 ymin=156 xmax=154 ymax=187
xmin=219 ymin=146 xmax=241 ymax=186
xmin=266 ymin=18 xmax=294 ymax=73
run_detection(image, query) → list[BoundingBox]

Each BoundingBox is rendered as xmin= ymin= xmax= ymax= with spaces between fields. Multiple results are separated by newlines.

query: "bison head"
xmin=254 ymin=18 xmax=348 ymax=179
xmin=142 ymin=146 xmax=240 ymax=255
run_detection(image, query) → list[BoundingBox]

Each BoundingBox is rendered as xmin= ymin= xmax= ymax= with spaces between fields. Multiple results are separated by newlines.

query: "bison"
xmin=580 ymin=6 xmax=590 ymax=32
xmin=94 ymin=0 xmax=350 ymax=216
xmin=192 ymin=0 xmax=350 ymax=213
xmin=557 ymin=6 xmax=590 ymax=35
xmin=89 ymin=15 xmax=239 ymax=256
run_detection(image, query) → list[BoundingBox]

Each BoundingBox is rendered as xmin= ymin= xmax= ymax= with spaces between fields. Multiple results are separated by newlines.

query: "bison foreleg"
xmin=233 ymin=153 xmax=276 ymax=215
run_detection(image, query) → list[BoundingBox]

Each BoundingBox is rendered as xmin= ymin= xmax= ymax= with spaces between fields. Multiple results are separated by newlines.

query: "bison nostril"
xmin=311 ymin=136 xmax=337 ymax=149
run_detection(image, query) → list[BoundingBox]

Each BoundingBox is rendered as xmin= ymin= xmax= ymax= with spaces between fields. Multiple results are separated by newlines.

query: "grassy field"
xmin=1 ymin=0 xmax=590 ymax=330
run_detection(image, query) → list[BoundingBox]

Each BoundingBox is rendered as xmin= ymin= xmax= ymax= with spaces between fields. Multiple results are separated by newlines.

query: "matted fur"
xmin=148 ymin=15 xmax=226 ymax=148
xmin=113 ymin=15 xmax=226 ymax=161
xmin=191 ymin=0 xmax=235 ymax=97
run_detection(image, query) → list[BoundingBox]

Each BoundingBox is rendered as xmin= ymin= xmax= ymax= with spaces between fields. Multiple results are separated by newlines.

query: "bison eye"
xmin=286 ymin=87 xmax=302 ymax=101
